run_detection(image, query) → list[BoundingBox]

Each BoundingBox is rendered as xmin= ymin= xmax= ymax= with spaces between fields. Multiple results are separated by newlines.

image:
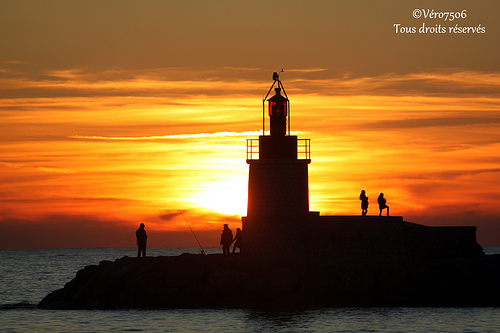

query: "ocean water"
xmin=1 ymin=246 xmax=500 ymax=333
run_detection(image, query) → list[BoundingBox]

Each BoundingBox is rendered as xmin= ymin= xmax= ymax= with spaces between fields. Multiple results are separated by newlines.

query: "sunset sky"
xmin=1 ymin=0 xmax=499 ymax=248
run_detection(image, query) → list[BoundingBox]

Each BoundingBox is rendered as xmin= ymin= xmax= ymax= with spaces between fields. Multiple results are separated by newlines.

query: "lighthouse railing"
xmin=298 ymin=139 xmax=311 ymax=160
xmin=246 ymin=139 xmax=259 ymax=160
xmin=246 ymin=138 xmax=311 ymax=161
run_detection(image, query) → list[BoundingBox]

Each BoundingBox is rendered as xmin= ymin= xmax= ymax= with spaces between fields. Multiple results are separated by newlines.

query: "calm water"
xmin=1 ymin=246 xmax=500 ymax=332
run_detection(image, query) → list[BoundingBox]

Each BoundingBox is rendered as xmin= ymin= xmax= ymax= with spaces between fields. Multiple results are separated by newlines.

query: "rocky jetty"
xmin=38 ymin=253 xmax=500 ymax=310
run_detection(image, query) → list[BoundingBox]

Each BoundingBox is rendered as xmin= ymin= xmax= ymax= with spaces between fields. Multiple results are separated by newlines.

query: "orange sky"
xmin=1 ymin=1 xmax=499 ymax=248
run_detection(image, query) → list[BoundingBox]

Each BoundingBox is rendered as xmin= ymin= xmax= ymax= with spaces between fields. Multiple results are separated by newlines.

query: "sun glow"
xmin=189 ymin=176 xmax=248 ymax=216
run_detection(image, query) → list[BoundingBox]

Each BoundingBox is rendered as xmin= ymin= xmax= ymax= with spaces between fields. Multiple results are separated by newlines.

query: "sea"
xmin=1 ymin=246 xmax=500 ymax=333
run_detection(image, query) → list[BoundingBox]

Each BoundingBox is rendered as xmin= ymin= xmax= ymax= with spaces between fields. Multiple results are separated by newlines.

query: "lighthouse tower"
xmin=242 ymin=73 xmax=311 ymax=260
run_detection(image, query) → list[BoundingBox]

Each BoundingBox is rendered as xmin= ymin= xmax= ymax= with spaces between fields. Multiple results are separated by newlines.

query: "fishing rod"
xmin=174 ymin=200 xmax=205 ymax=255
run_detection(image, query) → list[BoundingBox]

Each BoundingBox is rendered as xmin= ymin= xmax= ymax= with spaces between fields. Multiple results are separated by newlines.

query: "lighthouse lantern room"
xmin=268 ymin=87 xmax=288 ymax=136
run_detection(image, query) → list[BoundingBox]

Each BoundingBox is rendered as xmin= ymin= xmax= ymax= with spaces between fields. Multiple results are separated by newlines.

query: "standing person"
xmin=232 ymin=228 xmax=242 ymax=254
xmin=136 ymin=223 xmax=148 ymax=257
xmin=359 ymin=190 xmax=369 ymax=216
xmin=377 ymin=193 xmax=390 ymax=216
xmin=220 ymin=224 xmax=233 ymax=256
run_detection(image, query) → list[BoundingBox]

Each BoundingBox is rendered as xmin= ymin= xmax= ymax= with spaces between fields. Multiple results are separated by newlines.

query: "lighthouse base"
xmin=242 ymin=213 xmax=484 ymax=262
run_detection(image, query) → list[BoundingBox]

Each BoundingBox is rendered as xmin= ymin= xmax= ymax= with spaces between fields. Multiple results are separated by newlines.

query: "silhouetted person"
xmin=232 ymin=228 xmax=242 ymax=254
xmin=220 ymin=224 xmax=233 ymax=256
xmin=359 ymin=190 xmax=369 ymax=216
xmin=136 ymin=223 xmax=147 ymax=257
xmin=377 ymin=193 xmax=390 ymax=216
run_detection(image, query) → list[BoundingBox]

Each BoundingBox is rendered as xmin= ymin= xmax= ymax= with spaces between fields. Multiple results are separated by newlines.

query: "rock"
xmin=38 ymin=254 xmax=500 ymax=310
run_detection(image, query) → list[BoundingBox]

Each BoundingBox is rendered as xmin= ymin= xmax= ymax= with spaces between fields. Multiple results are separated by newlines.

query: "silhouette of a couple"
xmin=359 ymin=190 xmax=390 ymax=216
xmin=220 ymin=224 xmax=242 ymax=256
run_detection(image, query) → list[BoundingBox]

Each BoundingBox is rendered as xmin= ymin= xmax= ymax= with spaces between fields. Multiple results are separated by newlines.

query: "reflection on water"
xmin=244 ymin=307 xmax=500 ymax=333
xmin=246 ymin=310 xmax=315 ymax=332
xmin=3 ymin=307 xmax=500 ymax=333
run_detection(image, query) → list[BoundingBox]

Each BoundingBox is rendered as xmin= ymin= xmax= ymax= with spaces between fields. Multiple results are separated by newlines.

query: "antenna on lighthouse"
xmin=262 ymin=70 xmax=290 ymax=136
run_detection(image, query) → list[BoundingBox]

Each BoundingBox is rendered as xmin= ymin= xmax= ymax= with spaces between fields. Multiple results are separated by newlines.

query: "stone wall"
xmin=242 ymin=216 xmax=307 ymax=262
xmin=242 ymin=213 xmax=483 ymax=262
xmin=306 ymin=215 xmax=484 ymax=260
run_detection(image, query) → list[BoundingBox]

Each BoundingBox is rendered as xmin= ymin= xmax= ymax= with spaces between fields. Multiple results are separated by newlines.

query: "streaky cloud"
xmin=36 ymin=167 xmax=76 ymax=174
xmin=287 ymin=68 xmax=327 ymax=73
xmin=68 ymin=131 xmax=262 ymax=141
xmin=3 ymin=66 xmax=500 ymax=100
xmin=359 ymin=115 xmax=500 ymax=130
xmin=159 ymin=211 xmax=182 ymax=221
xmin=0 ymin=161 xmax=76 ymax=174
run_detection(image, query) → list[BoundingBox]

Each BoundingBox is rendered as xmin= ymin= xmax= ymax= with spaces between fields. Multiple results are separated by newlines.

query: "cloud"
xmin=2 ymin=66 xmax=500 ymax=101
xmin=406 ymin=168 xmax=500 ymax=181
xmin=0 ymin=66 xmax=269 ymax=99
xmin=68 ymin=131 xmax=262 ymax=141
xmin=0 ymin=209 xmax=241 ymax=249
xmin=158 ymin=211 xmax=182 ymax=222
xmin=35 ymin=167 xmax=76 ymax=174
xmin=0 ymin=214 xmax=129 ymax=248
xmin=358 ymin=114 xmax=500 ymax=130
xmin=0 ymin=161 xmax=77 ymax=175
xmin=289 ymin=71 xmax=500 ymax=98
xmin=155 ymin=207 xmax=241 ymax=229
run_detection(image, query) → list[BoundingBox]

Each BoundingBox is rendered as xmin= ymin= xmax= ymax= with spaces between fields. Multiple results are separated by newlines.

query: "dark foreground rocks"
xmin=38 ymin=253 xmax=500 ymax=310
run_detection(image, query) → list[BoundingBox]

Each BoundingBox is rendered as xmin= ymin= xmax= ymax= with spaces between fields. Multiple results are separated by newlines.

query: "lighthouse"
xmin=241 ymin=73 xmax=483 ymax=262
xmin=242 ymin=72 xmax=311 ymax=260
